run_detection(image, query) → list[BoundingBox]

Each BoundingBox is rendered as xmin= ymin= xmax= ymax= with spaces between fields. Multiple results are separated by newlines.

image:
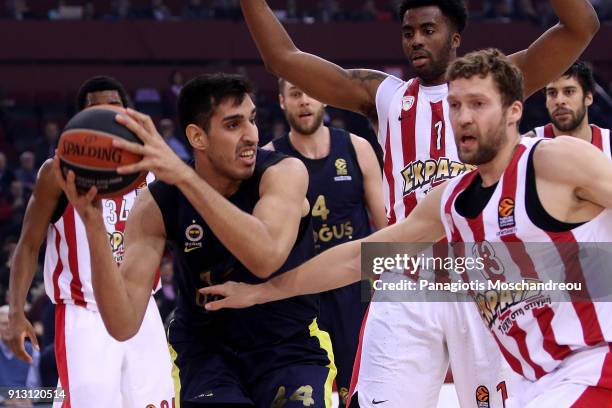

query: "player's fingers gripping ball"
xmin=57 ymin=105 xmax=146 ymax=198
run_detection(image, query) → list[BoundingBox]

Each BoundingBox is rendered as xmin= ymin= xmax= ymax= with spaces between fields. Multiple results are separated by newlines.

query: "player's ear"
xmin=507 ymin=101 xmax=523 ymax=128
xmin=185 ymin=123 xmax=208 ymax=151
xmin=279 ymin=93 xmax=286 ymax=111
xmin=451 ymin=32 xmax=461 ymax=50
xmin=584 ymin=91 xmax=594 ymax=108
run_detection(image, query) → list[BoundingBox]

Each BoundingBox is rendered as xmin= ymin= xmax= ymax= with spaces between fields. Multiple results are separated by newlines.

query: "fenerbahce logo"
xmin=401 ymin=158 xmax=474 ymax=195
xmin=184 ymin=221 xmax=204 ymax=253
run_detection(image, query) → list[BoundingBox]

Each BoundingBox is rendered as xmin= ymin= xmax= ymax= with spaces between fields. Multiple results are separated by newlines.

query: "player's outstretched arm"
xmin=53 ymin=159 xmax=163 ymax=341
xmin=7 ymin=160 xmax=60 ymax=362
xmin=202 ymin=182 xmax=448 ymax=310
xmin=240 ymin=0 xmax=387 ymax=123
xmin=535 ymin=136 xmax=612 ymax=209
xmin=509 ymin=0 xmax=599 ymax=99
xmin=351 ymin=134 xmax=387 ymax=230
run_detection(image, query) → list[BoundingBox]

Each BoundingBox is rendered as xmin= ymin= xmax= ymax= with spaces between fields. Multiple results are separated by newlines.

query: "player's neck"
xmin=288 ymin=126 xmax=330 ymax=160
xmin=478 ymin=131 xmax=522 ymax=188
xmin=552 ymin=119 xmax=591 ymax=143
xmin=418 ymin=73 xmax=447 ymax=87
xmin=194 ymin=158 xmax=241 ymax=197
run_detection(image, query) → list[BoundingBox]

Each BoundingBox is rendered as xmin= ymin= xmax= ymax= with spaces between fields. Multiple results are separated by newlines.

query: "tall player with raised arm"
xmin=235 ymin=0 xmax=599 ymax=406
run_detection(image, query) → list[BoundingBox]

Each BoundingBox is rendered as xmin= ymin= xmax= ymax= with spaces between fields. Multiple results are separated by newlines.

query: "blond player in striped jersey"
xmin=7 ymin=77 xmax=174 ymax=407
xmin=202 ymin=48 xmax=612 ymax=408
xmin=236 ymin=0 xmax=600 ymax=406
xmin=526 ymin=61 xmax=611 ymax=159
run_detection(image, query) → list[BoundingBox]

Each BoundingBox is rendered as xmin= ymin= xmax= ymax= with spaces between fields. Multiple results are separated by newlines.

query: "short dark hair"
xmin=398 ymin=0 xmax=468 ymax=33
xmin=178 ymin=73 xmax=254 ymax=133
xmin=562 ymin=60 xmax=595 ymax=95
xmin=278 ymin=77 xmax=287 ymax=94
xmin=447 ymin=48 xmax=524 ymax=108
xmin=76 ymin=75 xmax=130 ymax=111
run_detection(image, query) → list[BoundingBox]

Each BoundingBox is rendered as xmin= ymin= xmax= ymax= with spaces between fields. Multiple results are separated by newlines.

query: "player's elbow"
xmin=589 ymin=15 xmax=600 ymax=37
xmin=247 ymin=250 xmax=287 ymax=280
xmin=566 ymin=8 xmax=600 ymax=40
xmin=101 ymin=315 xmax=139 ymax=342
xmin=262 ymin=59 xmax=279 ymax=77
xmin=249 ymin=262 xmax=281 ymax=280
xmin=108 ymin=325 xmax=138 ymax=342
xmin=581 ymin=12 xmax=600 ymax=39
xmin=12 ymin=241 xmax=36 ymax=263
xmin=262 ymin=51 xmax=300 ymax=79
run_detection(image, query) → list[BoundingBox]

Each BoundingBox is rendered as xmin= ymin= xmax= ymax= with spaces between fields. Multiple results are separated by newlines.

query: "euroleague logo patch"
xmin=475 ymin=385 xmax=490 ymax=408
xmin=497 ymin=197 xmax=516 ymax=236
xmin=335 ymin=158 xmax=348 ymax=176
xmin=334 ymin=158 xmax=352 ymax=181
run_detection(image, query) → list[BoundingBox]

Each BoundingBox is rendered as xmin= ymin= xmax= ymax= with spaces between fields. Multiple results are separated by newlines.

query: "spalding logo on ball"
xmin=58 ymin=105 xmax=146 ymax=198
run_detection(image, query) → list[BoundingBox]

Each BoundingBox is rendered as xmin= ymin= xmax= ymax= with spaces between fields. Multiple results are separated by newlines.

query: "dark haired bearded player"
xmin=529 ymin=61 xmax=611 ymax=160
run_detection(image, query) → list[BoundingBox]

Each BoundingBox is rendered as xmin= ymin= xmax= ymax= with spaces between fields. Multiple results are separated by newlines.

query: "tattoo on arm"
xmin=343 ymin=69 xmax=387 ymax=124
xmin=346 ymin=70 xmax=388 ymax=84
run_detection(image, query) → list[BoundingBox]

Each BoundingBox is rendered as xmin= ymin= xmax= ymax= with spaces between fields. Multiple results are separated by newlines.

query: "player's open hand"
xmin=200 ymin=281 xmax=261 ymax=310
xmin=53 ymin=155 xmax=102 ymax=226
xmin=6 ymin=312 xmax=39 ymax=364
xmin=114 ymin=108 xmax=194 ymax=185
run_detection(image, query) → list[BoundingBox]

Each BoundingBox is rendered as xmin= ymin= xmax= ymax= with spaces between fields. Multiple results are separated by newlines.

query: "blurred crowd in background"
xmin=2 ymin=0 xmax=610 ymax=24
xmin=0 ymin=0 xmax=611 ymax=399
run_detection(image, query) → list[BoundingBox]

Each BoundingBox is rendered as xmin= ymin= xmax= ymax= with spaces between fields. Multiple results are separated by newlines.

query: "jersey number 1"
xmin=434 ymin=120 xmax=443 ymax=150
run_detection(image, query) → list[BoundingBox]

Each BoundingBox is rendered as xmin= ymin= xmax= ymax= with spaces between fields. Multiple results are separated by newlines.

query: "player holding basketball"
xmin=266 ymin=79 xmax=386 ymax=406
xmin=527 ymin=61 xmax=611 ymax=159
xmin=237 ymin=0 xmax=599 ymax=406
xmin=58 ymin=74 xmax=337 ymax=407
xmin=7 ymin=76 xmax=175 ymax=407
xmin=203 ymin=48 xmax=612 ymax=408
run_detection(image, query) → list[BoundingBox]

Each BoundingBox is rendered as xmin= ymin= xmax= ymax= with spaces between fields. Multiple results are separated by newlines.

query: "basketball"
xmin=57 ymin=105 xmax=146 ymax=198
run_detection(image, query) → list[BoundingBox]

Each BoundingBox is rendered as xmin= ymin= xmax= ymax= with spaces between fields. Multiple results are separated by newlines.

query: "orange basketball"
xmin=57 ymin=105 xmax=146 ymax=198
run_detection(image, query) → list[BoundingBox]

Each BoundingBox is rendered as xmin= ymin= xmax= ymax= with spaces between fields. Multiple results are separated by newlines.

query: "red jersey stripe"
xmin=51 ymin=225 xmax=63 ymax=304
xmin=400 ymin=79 xmax=420 ymax=218
xmin=62 ymin=206 xmax=86 ymax=307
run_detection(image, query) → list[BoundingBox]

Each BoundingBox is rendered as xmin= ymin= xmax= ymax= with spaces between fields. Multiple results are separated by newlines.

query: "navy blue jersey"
xmin=274 ymin=128 xmax=372 ymax=405
xmin=273 ymin=128 xmax=371 ymax=253
xmin=149 ymin=148 xmax=317 ymax=349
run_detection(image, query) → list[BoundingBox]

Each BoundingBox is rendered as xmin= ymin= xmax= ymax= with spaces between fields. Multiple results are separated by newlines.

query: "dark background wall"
xmin=0 ymin=20 xmax=611 ymax=94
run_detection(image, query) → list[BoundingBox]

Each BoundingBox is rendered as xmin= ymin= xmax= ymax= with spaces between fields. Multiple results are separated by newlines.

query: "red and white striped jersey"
xmin=440 ymin=137 xmax=612 ymax=383
xmin=43 ymin=174 xmax=159 ymax=311
xmin=532 ymin=123 xmax=612 ymax=159
xmin=376 ymin=76 xmax=474 ymax=225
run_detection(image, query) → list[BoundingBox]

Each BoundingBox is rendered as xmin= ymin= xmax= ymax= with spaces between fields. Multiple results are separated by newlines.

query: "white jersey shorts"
xmin=353 ymin=272 xmax=518 ymax=408
xmin=52 ymin=297 xmax=175 ymax=407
